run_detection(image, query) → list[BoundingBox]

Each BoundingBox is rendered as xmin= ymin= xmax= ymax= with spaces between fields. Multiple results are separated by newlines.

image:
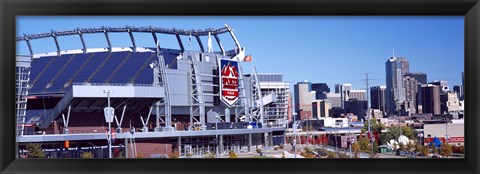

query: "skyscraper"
xmin=294 ymin=81 xmax=314 ymax=120
xmin=335 ymin=83 xmax=351 ymax=109
xmin=349 ymin=89 xmax=367 ymax=101
xmin=385 ymin=56 xmax=409 ymax=115
xmin=370 ymin=86 xmax=387 ymax=114
xmin=462 ymin=72 xmax=465 ymax=98
xmin=421 ymin=84 xmax=441 ymax=115
xmin=403 ymin=75 xmax=418 ymax=115
xmin=405 ymin=72 xmax=427 ymax=84
xmin=311 ymin=83 xmax=330 ymax=100
xmin=453 ymin=85 xmax=462 ymax=100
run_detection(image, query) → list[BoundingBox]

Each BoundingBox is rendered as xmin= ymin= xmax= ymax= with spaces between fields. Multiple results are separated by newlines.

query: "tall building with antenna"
xmin=385 ymin=50 xmax=409 ymax=116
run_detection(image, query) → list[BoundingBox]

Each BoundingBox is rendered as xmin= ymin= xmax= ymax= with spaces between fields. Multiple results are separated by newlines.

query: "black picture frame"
xmin=1 ymin=0 xmax=479 ymax=174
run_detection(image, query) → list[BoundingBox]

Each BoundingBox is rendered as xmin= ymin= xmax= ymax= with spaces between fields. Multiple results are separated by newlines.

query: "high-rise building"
xmin=462 ymin=72 xmax=464 ymax=98
xmin=453 ymin=85 xmax=462 ymax=100
xmin=287 ymin=93 xmax=293 ymax=123
xmin=440 ymin=90 xmax=462 ymax=115
xmin=349 ymin=89 xmax=367 ymax=101
xmin=370 ymin=86 xmax=386 ymax=114
xmin=312 ymin=100 xmax=331 ymax=118
xmin=257 ymin=74 xmax=290 ymax=127
xmin=429 ymin=81 xmax=449 ymax=94
xmin=345 ymin=99 xmax=368 ymax=120
xmin=326 ymin=93 xmax=342 ymax=108
xmin=403 ymin=75 xmax=418 ymax=115
xmin=385 ymin=56 xmax=409 ymax=115
xmin=405 ymin=72 xmax=427 ymax=84
xmin=294 ymin=81 xmax=314 ymax=120
xmin=421 ymin=84 xmax=441 ymax=115
xmin=311 ymin=83 xmax=330 ymax=100
xmin=335 ymin=83 xmax=351 ymax=109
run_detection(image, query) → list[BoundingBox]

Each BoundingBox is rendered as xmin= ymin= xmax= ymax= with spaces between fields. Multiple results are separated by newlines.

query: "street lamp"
xmin=348 ymin=116 xmax=352 ymax=158
xmin=215 ymin=114 xmax=219 ymax=158
xmin=293 ymin=112 xmax=297 ymax=158
xmin=103 ymin=89 xmax=113 ymax=159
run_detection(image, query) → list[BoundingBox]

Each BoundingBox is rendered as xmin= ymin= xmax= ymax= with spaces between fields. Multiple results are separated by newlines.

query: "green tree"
xmin=80 ymin=151 xmax=94 ymax=159
xmin=362 ymin=119 xmax=385 ymax=133
xmin=358 ymin=137 xmax=371 ymax=153
xmin=27 ymin=143 xmax=45 ymax=158
xmin=441 ymin=143 xmax=453 ymax=157
xmin=373 ymin=141 xmax=379 ymax=154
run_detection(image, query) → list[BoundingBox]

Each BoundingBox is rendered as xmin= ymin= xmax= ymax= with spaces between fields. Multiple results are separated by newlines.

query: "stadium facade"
xmin=15 ymin=25 xmax=288 ymax=158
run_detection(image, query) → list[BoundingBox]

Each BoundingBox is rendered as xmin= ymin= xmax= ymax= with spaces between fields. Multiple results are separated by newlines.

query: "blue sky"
xmin=16 ymin=16 xmax=464 ymax=90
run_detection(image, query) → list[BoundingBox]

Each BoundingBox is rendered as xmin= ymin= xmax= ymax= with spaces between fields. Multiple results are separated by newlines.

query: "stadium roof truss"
xmin=16 ymin=25 xmax=236 ymax=57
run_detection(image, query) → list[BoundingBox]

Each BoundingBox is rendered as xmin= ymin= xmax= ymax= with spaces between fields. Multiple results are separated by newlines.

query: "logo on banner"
xmin=219 ymin=58 xmax=240 ymax=107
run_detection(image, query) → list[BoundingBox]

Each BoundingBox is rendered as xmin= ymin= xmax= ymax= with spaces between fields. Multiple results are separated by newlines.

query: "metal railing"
xmin=72 ymin=82 xmax=154 ymax=87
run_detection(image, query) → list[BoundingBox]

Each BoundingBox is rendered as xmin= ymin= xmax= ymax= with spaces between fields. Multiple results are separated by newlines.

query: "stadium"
xmin=15 ymin=25 xmax=289 ymax=158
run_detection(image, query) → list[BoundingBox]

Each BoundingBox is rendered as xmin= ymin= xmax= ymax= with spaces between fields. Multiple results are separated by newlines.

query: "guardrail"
xmin=72 ymin=82 xmax=155 ymax=87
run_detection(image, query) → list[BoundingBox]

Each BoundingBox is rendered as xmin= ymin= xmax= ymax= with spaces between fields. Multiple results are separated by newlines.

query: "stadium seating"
xmin=90 ymin=51 xmax=129 ymax=83
xmin=109 ymin=52 xmax=152 ymax=83
xmin=71 ymin=52 xmax=110 ymax=83
xmin=46 ymin=54 xmax=91 ymax=92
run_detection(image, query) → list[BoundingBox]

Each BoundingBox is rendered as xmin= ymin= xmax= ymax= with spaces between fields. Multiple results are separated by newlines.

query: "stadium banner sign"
xmin=219 ymin=58 xmax=240 ymax=107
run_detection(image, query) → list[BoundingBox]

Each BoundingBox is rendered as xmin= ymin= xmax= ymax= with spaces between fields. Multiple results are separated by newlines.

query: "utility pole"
xmin=365 ymin=73 xmax=374 ymax=156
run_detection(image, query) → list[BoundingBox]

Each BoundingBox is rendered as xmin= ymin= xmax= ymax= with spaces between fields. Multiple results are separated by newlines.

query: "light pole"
xmin=103 ymin=89 xmax=113 ymax=159
xmin=215 ymin=114 xmax=219 ymax=158
xmin=293 ymin=112 xmax=297 ymax=158
xmin=348 ymin=116 xmax=352 ymax=158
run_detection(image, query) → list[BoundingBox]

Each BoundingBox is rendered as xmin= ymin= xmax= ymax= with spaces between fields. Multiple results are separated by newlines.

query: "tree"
xmin=362 ymin=119 xmax=385 ymax=134
xmin=27 ymin=143 xmax=45 ymax=158
xmin=228 ymin=150 xmax=237 ymax=158
xmin=80 ymin=151 xmax=94 ymax=159
xmin=441 ymin=143 xmax=453 ymax=157
xmin=421 ymin=145 xmax=430 ymax=156
xmin=351 ymin=142 xmax=361 ymax=158
xmin=430 ymin=144 xmax=438 ymax=155
xmin=373 ymin=141 xmax=379 ymax=154
xmin=358 ymin=137 xmax=371 ymax=153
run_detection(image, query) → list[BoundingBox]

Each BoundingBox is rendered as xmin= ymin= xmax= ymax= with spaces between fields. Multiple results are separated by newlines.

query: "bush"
xmin=116 ymin=152 xmax=124 ymax=158
xmin=204 ymin=153 xmax=215 ymax=158
xmin=300 ymin=147 xmax=316 ymax=158
xmin=451 ymin=145 xmax=464 ymax=154
xmin=274 ymin=147 xmax=280 ymax=150
xmin=279 ymin=144 xmax=284 ymax=149
xmin=281 ymin=152 xmax=286 ymax=158
xmin=80 ymin=151 xmax=94 ymax=159
xmin=256 ymin=148 xmax=262 ymax=153
xmin=326 ymin=151 xmax=336 ymax=158
xmin=228 ymin=151 xmax=237 ymax=158
xmin=441 ymin=143 xmax=453 ymax=157
xmin=169 ymin=150 xmax=180 ymax=158
xmin=27 ymin=143 xmax=45 ymax=158
xmin=136 ymin=151 xmax=144 ymax=158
